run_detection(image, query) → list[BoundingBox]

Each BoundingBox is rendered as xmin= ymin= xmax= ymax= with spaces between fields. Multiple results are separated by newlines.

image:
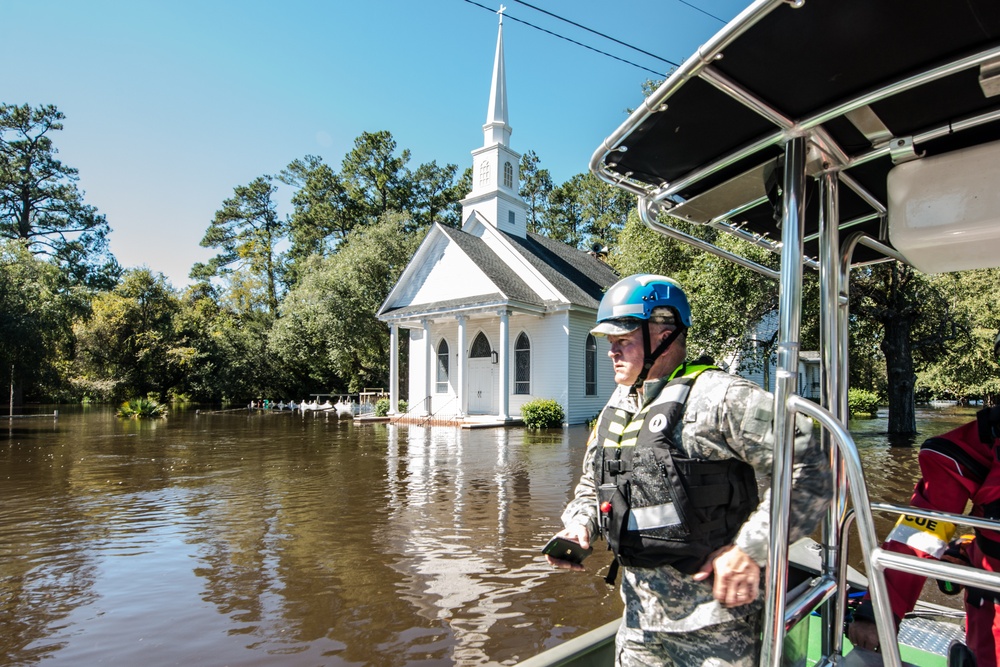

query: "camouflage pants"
xmin=615 ymin=612 xmax=762 ymax=667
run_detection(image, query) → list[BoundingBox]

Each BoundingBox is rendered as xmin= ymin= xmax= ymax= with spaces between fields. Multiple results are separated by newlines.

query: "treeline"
xmin=616 ymin=218 xmax=1000 ymax=433
xmin=3 ymin=102 xmax=999 ymax=433
xmin=0 ymin=104 xmax=631 ymax=406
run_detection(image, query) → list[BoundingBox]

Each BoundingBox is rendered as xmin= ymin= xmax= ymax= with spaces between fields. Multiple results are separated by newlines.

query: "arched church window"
xmin=514 ymin=332 xmax=530 ymax=395
xmin=436 ymin=339 xmax=450 ymax=393
xmin=479 ymin=161 xmax=490 ymax=186
xmin=585 ymin=334 xmax=597 ymax=396
xmin=503 ymin=161 xmax=513 ymax=188
xmin=470 ymin=332 xmax=492 ymax=358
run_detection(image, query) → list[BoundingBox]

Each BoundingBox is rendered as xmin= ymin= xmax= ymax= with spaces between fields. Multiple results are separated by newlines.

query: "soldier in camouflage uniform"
xmin=546 ymin=274 xmax=831 ymax=667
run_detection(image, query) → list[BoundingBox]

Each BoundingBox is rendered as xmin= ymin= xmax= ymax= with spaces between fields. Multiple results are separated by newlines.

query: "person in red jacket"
xmin=848 ymin=334 xmax=1000 ymax=666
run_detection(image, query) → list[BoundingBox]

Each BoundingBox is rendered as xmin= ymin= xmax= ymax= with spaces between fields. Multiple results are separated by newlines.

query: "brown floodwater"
xmin=0 ymin=404 xmax=980 ymax=666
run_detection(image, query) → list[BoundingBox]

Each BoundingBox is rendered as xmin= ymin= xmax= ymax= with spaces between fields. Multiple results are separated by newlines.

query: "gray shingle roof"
xmin=502 ymin=231 xmax=619 ymax=308
xmin=381 ymin=224 xmax=620 ymax=321
xmin=437 ymin=226 xmax=542 ymax=305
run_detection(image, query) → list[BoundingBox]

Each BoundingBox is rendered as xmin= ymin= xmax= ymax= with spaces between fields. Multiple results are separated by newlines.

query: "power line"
xmin=510 ymin=0 xmax=679 ymax=68
xmin=672 ymin=0 xmax=728 ymax=24
xmin=460 ymin=0 xmax=670 ymax=77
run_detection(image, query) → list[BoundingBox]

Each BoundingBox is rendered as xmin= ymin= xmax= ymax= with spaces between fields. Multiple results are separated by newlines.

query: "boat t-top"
xmin=526 ymin=1 xmax=1000 ymax=666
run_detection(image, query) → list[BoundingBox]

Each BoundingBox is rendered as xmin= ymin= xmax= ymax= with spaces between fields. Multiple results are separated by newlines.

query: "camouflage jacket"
xmin=561 ymin=367 xmax=832 ymax=632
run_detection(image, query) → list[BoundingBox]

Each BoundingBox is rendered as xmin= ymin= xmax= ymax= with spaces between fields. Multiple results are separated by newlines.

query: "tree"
xmin=542 ymin=176 xmax=586 ymax=247
xmin=72 ymin=268 xmax=181 ymax=401
xmin=271 ymin=213 xmax=423 ymax=392
xmin=851 ymin=262 xmax=960 ymax=434
xmin=0 ymin=239 xmax=69 ymax=403
xmin=279 ymin=155 xmax=359 ymax=284
xmin=611 ymin=211 xmax=707 ymax=278
xmin=917 ymin=269 xmax=1000 ymax=403
xmin=191 ymin=175 xmax=287 ymax=317
xmin=0 ymin=103 xmax=119 ymax=288
xmin=340 ymin=130 xmax=413 ymax=222
xmin=610 ymin=213 xmax=822 ymax=387
xmin=574 ymin=172 xmax=633 ymax=250
xmin=409 ymin=160 xmax=461 ymax=229
xmin=444 ymin=167 xmax=473 ymax=227
xmin=519 ymin=150 xmax=552 ymax=233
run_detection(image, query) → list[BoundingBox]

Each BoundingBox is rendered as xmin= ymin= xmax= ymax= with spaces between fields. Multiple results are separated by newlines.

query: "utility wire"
xmin=460 ymin=0 xmax=670 ymax=76
xmin=510 ymin=0 xmax=678 ymax=68
xmin=673 ymin=0 xmax=728 ymax=24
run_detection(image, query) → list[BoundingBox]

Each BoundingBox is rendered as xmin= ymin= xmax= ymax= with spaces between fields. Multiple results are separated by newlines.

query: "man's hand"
xmin=692 ymin=544 xmax=760 ymax=607
xmin=545 ymin=525 xmax=590 ymax=572
xmin=846 ymin=618 xmax=880 ymax=651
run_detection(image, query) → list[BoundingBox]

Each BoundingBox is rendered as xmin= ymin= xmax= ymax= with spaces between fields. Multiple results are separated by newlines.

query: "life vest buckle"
xmin=605 ymin=459 xmax=625 ymax=475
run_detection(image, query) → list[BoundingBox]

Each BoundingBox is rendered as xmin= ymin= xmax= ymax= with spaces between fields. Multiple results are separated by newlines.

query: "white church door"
xmin=468 ymin=332 xmax=494 ymax=414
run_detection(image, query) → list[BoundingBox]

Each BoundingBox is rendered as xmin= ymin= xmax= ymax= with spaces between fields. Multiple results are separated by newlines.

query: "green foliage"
xmin=520 ymin=150 xmax=552 ymax=233
xmin=191 ymin=175 xmax=286 ymax=316
xmin=608 ymin=214 xmax=806 ymax=374
xmin=0 ymin=103 xmax=120 ymax=289
xmin=520 ymin=398 xmax=565 ymax=429
xmin=916 ymin=269 xmax=1000 ymax=403
xmin=848 ymin=388 xmax=881 ymax=418
xmin=341 ymin=130 xmax=413 ymax=221
xmin=851 ymin=261 xmax=960 ymax=433
xmin=279 ymin=155 xmax=359 ymax=285
xmin=271 ymin=213 xmax=423 ymax=393
xmin=375 ymin=397 xmax=408 ymax=417
xmin=116 ymin=397 xmax=167 ymax=419
xmin=0 ymin=239 xmax=72 ymax=397
xmin=539 ymin=172 xmax=631 ymax=250
xmin=72 ymin=268 xmax=182 ymax=402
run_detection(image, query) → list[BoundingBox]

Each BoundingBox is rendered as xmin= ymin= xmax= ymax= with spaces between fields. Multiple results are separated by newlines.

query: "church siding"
xmin=406 ymin=327 xmax=429 ymax=414
xmin=565 ymin=310 xmax=614 ymax=425
xmin=507 ymin=313 xmax=568 ymax=421
xmin=405 ymin=237 xmax=497 ymax=308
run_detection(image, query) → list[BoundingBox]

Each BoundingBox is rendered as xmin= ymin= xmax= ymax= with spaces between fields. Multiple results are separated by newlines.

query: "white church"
xmin=377 ymin=12 xmax=619 ymax=425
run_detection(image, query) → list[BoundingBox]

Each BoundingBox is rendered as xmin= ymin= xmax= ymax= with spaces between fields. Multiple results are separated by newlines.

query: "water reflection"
xmin=0 ymin=405 xmax=975 ymax=666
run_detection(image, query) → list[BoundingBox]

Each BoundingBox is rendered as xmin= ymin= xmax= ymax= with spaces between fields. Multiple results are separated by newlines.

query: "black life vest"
xmin=594 ymin=364 xmax=758 ymax=574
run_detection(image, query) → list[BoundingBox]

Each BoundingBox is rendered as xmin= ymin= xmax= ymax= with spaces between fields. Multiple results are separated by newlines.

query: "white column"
xmin=422 ymin=318 xmax=432 ymax=416
xmin=388 ymin=323 xmax=399 ymax=415
xmin=456 ymin=315 xmax=467 ymax=417
xmin=498 ymin=309 xmax=509 ymax=420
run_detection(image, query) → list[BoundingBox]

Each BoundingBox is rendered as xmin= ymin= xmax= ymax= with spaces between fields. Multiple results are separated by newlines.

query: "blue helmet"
xmin=591 ymin=274 xmax=692 ymax=336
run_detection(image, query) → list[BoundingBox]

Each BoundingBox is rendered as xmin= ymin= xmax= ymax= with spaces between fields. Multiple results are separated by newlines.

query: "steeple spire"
xmin=461 ymin=4 xmax=527 ymax=238
xmin=484 ymin=5 xmax=512 ymax=147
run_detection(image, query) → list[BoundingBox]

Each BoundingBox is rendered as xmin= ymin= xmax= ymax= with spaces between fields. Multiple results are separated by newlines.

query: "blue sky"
xmin=4 ymin=0 xmax=747 ymax=287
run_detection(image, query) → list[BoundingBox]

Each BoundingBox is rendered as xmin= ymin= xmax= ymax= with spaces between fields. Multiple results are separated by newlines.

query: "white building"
xmin=722 ymin=311 xmax=822 ymax=401
xmin=377 ymin=13 xmax=619 ymax=425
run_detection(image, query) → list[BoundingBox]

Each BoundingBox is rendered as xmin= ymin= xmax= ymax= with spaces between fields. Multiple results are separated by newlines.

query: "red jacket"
xmin=882 ymin=419 xmax=1000 ymax=618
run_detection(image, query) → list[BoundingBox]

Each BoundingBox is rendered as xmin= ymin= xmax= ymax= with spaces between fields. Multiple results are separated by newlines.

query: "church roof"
xmin=377 ymin=223 xmax=619 ymax=321
xmin=502 ymin=231 xmax=618 ymax=309
xmin=438 ymin=226 xmax=542 ymax=306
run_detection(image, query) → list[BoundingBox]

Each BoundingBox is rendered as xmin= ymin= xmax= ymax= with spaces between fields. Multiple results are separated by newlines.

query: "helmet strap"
xmin=631 ymin=321 xmax=685 ymax=393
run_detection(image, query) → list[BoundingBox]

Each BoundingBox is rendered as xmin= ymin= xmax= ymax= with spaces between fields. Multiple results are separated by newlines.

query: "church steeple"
xmin=484 ymin=7 xmax=512 ymax=147
xmin=460 ymin=5 xmax=528 ymax=238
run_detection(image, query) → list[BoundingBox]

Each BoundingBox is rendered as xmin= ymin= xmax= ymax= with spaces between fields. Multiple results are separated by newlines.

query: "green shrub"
xmin=375 ymin=398 xmax=408 ymax=417
xmin=848 ymin=388 xmax=880 ymax=418
xmin=521 ymin=398 xmax=565 ymax=429
xmin=117 ymin=397 xmax=167 ymax=419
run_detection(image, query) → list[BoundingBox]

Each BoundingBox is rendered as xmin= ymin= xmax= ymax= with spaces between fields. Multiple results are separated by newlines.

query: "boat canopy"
xmin=592 ymin=0 xmax=1000 ymax=272
xmin=588 ymin=3 xmax=1000 ymax=667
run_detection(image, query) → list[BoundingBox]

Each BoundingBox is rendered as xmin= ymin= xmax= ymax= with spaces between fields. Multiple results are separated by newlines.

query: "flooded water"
xmin=0 ymin=404 xmax=980 ymax=666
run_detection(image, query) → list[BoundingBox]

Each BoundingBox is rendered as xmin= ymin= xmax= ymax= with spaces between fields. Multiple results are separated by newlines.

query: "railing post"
xmin=762 ymin=136 xmax=806 ymax=667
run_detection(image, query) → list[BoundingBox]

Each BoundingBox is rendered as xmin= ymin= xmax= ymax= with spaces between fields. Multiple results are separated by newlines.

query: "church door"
xmin=467 ymin=332 xmax=494 ymax=414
